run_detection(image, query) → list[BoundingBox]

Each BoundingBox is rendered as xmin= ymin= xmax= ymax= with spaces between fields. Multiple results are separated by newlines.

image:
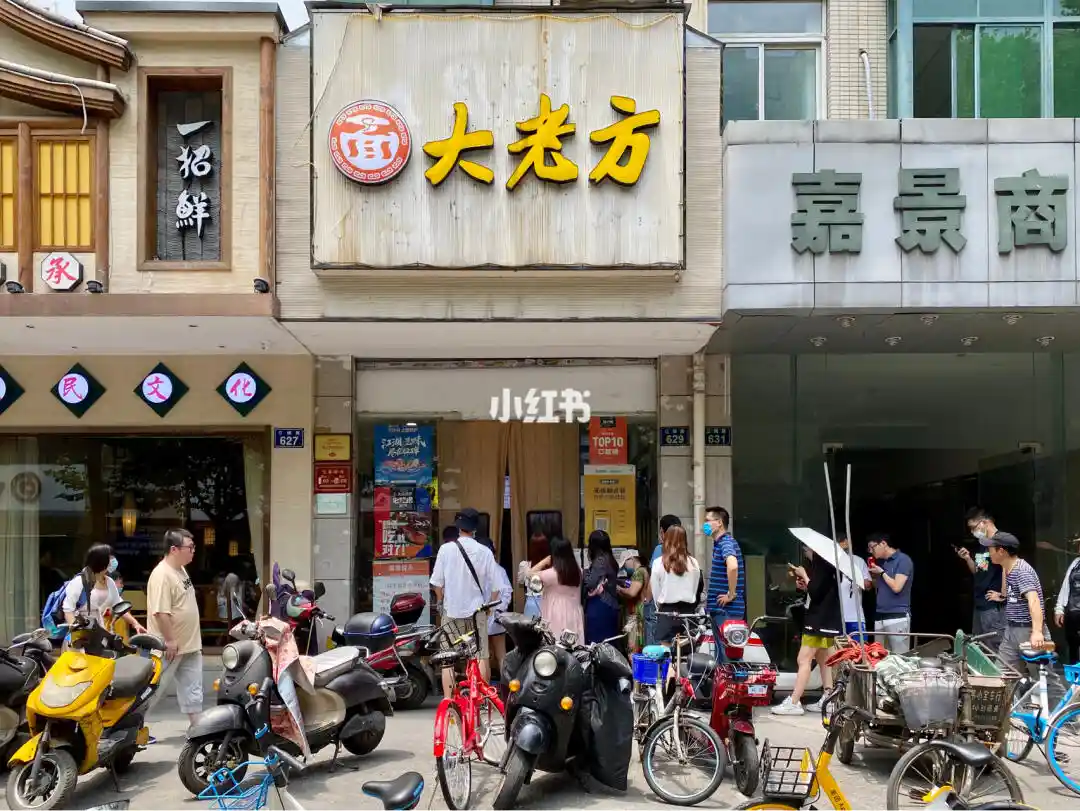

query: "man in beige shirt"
xmin=147 ymin=528 xmax=204 ymax=723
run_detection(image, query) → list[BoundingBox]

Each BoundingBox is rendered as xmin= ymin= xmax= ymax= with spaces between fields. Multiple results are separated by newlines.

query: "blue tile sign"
xmin=706 ymin=426 xmax=731 ymax=447
xmin=660 ymin=427 xmax=689 ymax=447
xmin=274 ymin=428 xmax=305 ymax=448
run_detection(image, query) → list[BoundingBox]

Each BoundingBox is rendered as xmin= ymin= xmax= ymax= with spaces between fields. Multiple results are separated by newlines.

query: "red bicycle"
xmin=431 ymin=601 xmax=506 ymax=810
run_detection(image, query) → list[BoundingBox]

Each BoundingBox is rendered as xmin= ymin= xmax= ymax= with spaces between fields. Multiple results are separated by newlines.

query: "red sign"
xmin=314 ymin=462 xmax=352 ymax=494
xmin=328 ymin=100 xmax=412 ymax=185
xmin=589 ymin=417 xmax=628 ymax=464
xmin=374 ymin=512 xmax=432 ymax=559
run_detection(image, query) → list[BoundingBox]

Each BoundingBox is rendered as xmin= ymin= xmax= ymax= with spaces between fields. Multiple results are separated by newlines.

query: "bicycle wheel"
xmin=735 ymin=802 xmax=801 ymax=810
xmin=641 ymin=713 xmax=727 ymax=806
xmin=476 ymin=695 xmax=507 ymax=767
xmin=886 ymin=741 xmax=1024 ymax=810
xmin=1047 ymin=703 xmax=1080 ymax=796
xmin=1004 ymin=717 xmax=1035 ymax=763
xmin=435 ymin=703 xmax=473 ymax=810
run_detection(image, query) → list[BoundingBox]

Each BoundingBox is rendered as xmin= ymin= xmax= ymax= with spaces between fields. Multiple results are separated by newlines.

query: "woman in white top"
xmin=62 ymin=544 xmax=147 ymax=634
xmin=649 ymin=525 xmax=703 ymax=643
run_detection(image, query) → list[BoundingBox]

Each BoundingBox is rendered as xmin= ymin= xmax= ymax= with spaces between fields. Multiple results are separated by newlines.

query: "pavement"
xmin=3 ymin=699 xmax=1077 ymax=810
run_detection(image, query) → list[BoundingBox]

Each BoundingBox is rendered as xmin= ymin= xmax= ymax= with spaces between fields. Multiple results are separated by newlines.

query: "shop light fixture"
xmin=406 ymin=421 xmax=418 ymax=427
xmin=920 ymin=315 xmax=938 ymax=325
xmin=1037 ymin=336 xmax=1055 ymax=347
xmin=253 ymin=278 xmax=270 ymax=294
xmin=121 ymin=491 xmax=138 ymax=538
xmin=885 ymin=336 xmax=902 ymax=346
xmin=1003 ymin=314 xmax=1023 ymax=325
xmin=86 ymin=280 xmax=103 ymax=294
xmin=836 ymin=316 xmax=855 ymax=328
xmin=809 ymin=336 xmax=826 ymax=347
xmin=960 ymin=336 xmax=979 ymax=346
xmin=204 ymin=527 xmax=216 ymax=547
xmin=5 ymin=281 xmax=24 ymax=294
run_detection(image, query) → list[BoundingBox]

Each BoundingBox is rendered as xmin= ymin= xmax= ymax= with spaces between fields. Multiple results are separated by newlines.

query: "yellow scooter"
xmin=5 ymin=602 xmax=165 ymax=810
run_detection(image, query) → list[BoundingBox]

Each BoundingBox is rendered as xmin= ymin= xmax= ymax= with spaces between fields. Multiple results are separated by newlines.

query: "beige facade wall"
xmin=0 ymin=354 xmax=316 ymax=583
xmin=0 ymin=24 xmax=95 ymax=83
xmin=106 ymin=40 xmax=265 ymax=295
xmin=827 ymin=0 xmax=888 ymax=120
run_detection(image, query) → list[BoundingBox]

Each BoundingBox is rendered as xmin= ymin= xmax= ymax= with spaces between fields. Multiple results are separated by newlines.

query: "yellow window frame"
xmin=0 ymin=138 xmax=16 ymax=251
xmin=34 ymin=136 xmax=94 ymax=251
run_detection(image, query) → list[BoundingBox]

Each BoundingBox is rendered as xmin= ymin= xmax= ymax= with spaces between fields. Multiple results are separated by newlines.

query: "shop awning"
xmin=0 ymin=59 xmax=125 ymax=119
xmin=0 ymin=0 xmax=133 ymax=71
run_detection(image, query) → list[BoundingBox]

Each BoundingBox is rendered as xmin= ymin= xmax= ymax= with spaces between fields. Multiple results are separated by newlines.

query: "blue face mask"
xmin=107 ymin=556 xmax=118 ymax=574
xmin=703 ymin=522 xmax=714 ymax=537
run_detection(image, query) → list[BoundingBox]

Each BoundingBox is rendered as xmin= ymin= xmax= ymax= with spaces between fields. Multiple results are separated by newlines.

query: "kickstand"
xmin=108 ymin=765 xmax=124 ymax=794
xmin=329 ymin=739 xmax=359 ymax=773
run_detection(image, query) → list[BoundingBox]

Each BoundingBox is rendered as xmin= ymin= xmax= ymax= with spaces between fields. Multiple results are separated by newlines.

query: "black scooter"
xmin=178 ymin=585 xmax=393 ymax=797
xmin=0 ymin=628 xmax=54 ymax=763
xmin=495 ymin=612 xmax=634 ymax=810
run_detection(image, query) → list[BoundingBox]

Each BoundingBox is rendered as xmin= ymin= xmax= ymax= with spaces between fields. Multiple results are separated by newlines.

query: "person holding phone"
xmin=962 ymin=508 xmax=1006 ymax=649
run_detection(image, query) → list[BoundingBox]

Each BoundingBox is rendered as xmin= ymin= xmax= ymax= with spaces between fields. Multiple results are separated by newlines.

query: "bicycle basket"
xmin=1065 ymin=664 xmax=1080 ymax=686
xmin=760 ymin=740 xmax=815 ymax=801
xmin=429 ymin=616 xmax=479 ymax=660
xmin=896 ymin=669 xmax=961 ymax=730
xmin=198 ymin=764 xmax=273 ymax=810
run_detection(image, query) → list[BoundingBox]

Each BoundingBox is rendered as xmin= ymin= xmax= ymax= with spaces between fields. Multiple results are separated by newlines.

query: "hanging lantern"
xmin=121 ymin=491 xmax=137 ymax=538
xmin=204 ymin=526 xmax=216 ymax=547
xmin=228 ymin=540 xmax=239 ymax=557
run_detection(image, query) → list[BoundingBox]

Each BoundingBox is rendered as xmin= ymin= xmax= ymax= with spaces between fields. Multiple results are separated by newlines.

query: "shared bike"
xmin=430 ymin=601 xmax=507 ymax=810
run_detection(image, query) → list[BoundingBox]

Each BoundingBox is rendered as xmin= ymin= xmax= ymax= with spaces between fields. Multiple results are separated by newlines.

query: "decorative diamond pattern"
xmin=51 ymin=363 xmax=105 ymax=418
xmin=0 ymin=365 xmax=25 ymax=417
xmin=216 ymin=362 xmax=271 ymax=417
xmin=134 ymin=362 xmax=190 ymax=418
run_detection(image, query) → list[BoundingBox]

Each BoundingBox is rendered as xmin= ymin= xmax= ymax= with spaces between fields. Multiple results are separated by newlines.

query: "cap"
xmin=454 ymin=508 xmax=480 ymax=533
xmin=981 ymin=531 xmax=1020 ymax=549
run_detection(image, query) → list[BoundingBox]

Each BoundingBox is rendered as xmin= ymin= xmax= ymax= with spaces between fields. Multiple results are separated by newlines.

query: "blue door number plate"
xmin=274 ymin=428 xmax=305 ymax=448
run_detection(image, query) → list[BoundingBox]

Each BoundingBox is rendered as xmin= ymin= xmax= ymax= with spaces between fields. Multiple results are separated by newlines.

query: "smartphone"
xmin=867 ymin=556 xmax=876 ymax=567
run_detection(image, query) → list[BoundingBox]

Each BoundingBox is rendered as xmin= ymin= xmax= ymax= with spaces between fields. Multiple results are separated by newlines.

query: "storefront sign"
xmin=52 ymin=364 xmax=104 ymax=418
xmin=589 ymin=417 xmax=628 ymax=464
xmin=216 ymin=363 xmax=271 ymax=417
xmin=660 ymin=426 xmax=689 ymax=447
xmin=373 ymin=560 xmax=431 ymax=627
xmin=489 ymin=388 xmax=591 ymax=424
xmin=40 ymin=252 xmax=82 ymax=291
xmin=315 ymin=493 xmax=348 ymax=516
xmin=705 ymin=426 xmax=731 ymax=447
xmin=374 ymin=424 xmax=434 ymax=485
xmin=314 ymin=462 xmax=351 ymax=494
xmin=583 ymin=464 xmax=636 ymax=548
xmin=311 ymin=11 xmax=683 ymax=268
xmin=329 ymin=100 xmax=412 ymax=185
xmin=314 ymin=434 xmax=351 ymax=461
xmin=374 ymin=512 xmax=432 ymax=559
xmin=175 ymin=121 xmax=214 ymax=239
xmin=0 ymin=365 xmax=25 ymax=417
xmin=790 ymin=168 xmax=1069 ymax=256
xmin=134 ymin=362 xmax=189 ymax=418
xmin=274 ymin=428 xmax=305 ymax=449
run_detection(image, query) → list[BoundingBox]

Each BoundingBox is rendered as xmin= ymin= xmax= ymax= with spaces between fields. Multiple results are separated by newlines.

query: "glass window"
xmin=980 ymin=0 xmax=1045 ymax=17
xmin=1055 ymin=26 xmax=1080 ymax=115
xmin=1057 ymin=0 xmax=1080 ymax=17
xmin=888 ymin=34 xmax=899 ymax=118
xmin=764 ymin=49 xmax=817 ymax=119
xmin=707 ymin=1 xmax=822 ymax=34
xmin=723 ymin=46 xmax=761 ymax=122
xmin=35 ymin=139 xmax=93 ymax=250
xmin=979 ymin=25 xmax=1042 ymax=117
xmin=888 ymin=0 xmax=898 ymax=34
xmin=913 ymin=0 xmax=977 ymax=20
xmin=0 ymin=138 xmax=14 ymax=250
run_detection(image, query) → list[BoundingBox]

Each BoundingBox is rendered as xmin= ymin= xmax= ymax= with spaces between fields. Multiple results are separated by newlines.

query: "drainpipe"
xmin=860 ymin=49 xmax=874 ymax=120
xmin=692 ymin=351 xmax=707 ymax=563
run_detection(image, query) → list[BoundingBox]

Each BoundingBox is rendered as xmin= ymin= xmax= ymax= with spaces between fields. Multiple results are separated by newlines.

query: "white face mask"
xmin=972 ymin=528 xmax=988 ymax=541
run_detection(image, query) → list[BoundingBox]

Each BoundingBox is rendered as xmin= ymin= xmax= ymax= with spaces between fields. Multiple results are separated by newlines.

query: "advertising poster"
xmin=583 ymin=464 xmax=637 ymax=549
xmin=374 ymin=424 xmax=434 ymax=485
xmin=373 ymin=560 xmax=431 ymax=627
xmin=374 ymin=510 xmax=432 ymax=559
xmin=588 ymin=417 xmax=628 ymax=465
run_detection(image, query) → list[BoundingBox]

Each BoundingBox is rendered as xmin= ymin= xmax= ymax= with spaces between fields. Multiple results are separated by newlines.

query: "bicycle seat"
xmin=362 ymin=772 xmax=424 ymax=810
xmin=925 ymin=739 xmax=996 ymax=770
xmin=1020 ymin=647 xmax=1057 ymax=665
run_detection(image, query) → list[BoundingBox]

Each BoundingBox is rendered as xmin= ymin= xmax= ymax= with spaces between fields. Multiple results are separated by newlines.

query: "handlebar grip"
xmin=267 ymin=745 xmax=305 ymax=776
xmin=322 ymin=613 xmax=336 ymax=622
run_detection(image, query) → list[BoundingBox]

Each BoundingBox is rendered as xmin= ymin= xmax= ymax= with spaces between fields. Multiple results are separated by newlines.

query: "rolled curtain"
xmin=0 ymin=437 xmax=39 ymax=641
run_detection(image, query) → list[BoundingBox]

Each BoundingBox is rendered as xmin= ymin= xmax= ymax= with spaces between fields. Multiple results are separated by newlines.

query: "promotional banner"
xmin=374 ymin=509 xmax=432 ymax=559
xmin=373 ymin=560 xmax=431 ymax=627
xmin=582 ymin=464 xmax=637 ymax=549
xmin=588 ymin=417 xmax=628 ymax=465
xmin=374 ymin=424 xmax=434 ymax=485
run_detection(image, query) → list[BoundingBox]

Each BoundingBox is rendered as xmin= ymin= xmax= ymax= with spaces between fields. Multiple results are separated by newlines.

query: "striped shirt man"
xmin=708 ymin=532 xmax=746 ymax=620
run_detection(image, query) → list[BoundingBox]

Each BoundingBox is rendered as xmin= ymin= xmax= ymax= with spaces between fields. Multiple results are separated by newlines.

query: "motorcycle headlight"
xmin=222 ymin=644 xmax=240 ymax=671
xmin=39 ymin=678 xmax=92 ymax=709
xmin=533 ymin=650 xmax=558 ymax=678
xmin=723 ymin=622 xmax=750 ymax=648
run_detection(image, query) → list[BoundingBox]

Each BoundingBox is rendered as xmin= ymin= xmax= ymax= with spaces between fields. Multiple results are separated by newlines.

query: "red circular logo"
xmin=328 ymin=100 xmax=412 ymax=185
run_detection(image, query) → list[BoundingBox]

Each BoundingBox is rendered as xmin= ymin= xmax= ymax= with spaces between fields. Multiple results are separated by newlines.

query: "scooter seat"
xmin=362 ymin=772 xmax=424 ymax=810
xmin=110 ymin=655 xmax=155 ymax=698
xmin=311 ymin=646 xmax=360 ymax=688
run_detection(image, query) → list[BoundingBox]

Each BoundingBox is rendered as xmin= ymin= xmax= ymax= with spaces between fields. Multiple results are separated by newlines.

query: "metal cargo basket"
xmin=895 ymin=669 xmax=962 ymax=730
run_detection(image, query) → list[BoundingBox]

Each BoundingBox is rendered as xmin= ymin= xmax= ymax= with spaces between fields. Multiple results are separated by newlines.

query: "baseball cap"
xmin=454 ymin=508 xmax=480 ymax=533
xmin=980 ymin=530 xmax=1020 ymax=549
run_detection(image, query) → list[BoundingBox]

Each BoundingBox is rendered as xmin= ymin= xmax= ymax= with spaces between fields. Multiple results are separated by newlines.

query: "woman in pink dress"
xmin=528 ymin=536 xmax=585 ymax=640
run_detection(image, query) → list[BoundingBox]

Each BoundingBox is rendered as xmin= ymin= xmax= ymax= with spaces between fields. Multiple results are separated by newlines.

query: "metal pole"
xmin=824 ymin=461 xmax=848 ymax=627
xmin=845 ymin=464 xmax=870 ymax=665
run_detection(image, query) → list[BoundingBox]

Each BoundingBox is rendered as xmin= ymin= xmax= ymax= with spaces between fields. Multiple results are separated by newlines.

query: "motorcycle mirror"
xmin=264 ymin=583 xmax=277 ymax=604
xmin=282 ymin=568 xmax=297 ymax=585
xmin=30 ymin=628 xmax=49 ymax=642
xmin=314 ymin=581 xmax=326 ymax=600
xmin=112 ymin=601 xmax=133 ymax=618
xmin=527 ymin=574 xmax=544 ymax=595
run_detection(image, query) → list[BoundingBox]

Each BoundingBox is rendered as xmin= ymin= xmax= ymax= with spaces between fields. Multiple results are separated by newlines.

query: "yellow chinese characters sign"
xmin=422 ymin=94 xmax=661 ymax=190
xmin=583 ymin=464 xmax=637 ymax=549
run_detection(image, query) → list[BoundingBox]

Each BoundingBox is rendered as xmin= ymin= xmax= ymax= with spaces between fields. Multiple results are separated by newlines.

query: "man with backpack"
xmin=429 ymin=508 xmax=501 ymax=697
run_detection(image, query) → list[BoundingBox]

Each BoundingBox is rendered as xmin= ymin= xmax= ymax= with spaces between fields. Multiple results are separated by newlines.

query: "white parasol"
xmin=788 ymin=527 xmax=867 ymax=589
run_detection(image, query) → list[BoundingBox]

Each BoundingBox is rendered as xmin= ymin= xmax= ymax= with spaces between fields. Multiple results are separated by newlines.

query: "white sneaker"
xmin=771 ymin=697 xmax=806 ymax=716
xmin=805 ymin=699 xmax=825 ymax=713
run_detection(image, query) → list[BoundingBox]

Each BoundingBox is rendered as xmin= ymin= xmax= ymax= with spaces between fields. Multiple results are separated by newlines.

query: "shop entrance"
xmin=824 ymin=447 xmax=1039 ymax=637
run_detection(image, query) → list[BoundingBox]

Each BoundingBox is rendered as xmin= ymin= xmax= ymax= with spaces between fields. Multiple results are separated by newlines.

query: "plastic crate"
xmin=632 ymin=653 xmax=669 ymax=686
xmin=760 ymin=741 xmax=815 ymax=801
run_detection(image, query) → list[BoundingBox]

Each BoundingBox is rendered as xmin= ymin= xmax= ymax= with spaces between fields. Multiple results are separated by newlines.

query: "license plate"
xmin=748 ymin=685 xmax=768 ymax=697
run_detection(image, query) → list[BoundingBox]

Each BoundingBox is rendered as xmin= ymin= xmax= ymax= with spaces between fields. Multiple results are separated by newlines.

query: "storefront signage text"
xmin=0 ymin=366 xmax=24 ymax=417
xmin=314 ymin=462 xmax=352 ymax=494
xmin=135 ymin=362 xmax=189 ymax=418
xmin=489 ymin=388 xmax=592 ymax=424
xmin=589 ymin=417 xmax=628 ymax=465
xmin=52 ymin=364 xmax=105 ymax=418
xmin=314 ymin=434 xmax=351 ymax=462
xmin=331 ymin=94 xmax=660 ymax=191
xmin=175 ymin=120 xmax=214 ymax=239
xmin=216 ymin=363 xmax=271 ymax=417
xmin=791 ymin=168 xmax=1068 ymax=256
xmin=40 ymin=252 xmax=83 ymax=292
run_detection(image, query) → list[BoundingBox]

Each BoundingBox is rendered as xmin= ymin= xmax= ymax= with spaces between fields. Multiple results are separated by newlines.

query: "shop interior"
xmin=0 ymin=434 xmax=267 ymax=647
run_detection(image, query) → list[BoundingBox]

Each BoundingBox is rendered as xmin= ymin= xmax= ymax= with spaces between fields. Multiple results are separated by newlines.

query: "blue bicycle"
xmin=1004 ymin=645 xmax=1080 ymax=796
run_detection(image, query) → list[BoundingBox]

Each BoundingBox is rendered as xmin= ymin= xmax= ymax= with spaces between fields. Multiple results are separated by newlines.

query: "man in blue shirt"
xmin=706 ymin=506 xmax=745 ymax=651
xmin=644 ymin=514 xmax=682 ymax=646
xmin=867 ymin=532 xmax=914 ymax=653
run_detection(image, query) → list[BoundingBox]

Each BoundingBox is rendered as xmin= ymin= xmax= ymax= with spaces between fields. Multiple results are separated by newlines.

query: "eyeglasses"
xmin=179 ymin=543 xmax=195 ymax=551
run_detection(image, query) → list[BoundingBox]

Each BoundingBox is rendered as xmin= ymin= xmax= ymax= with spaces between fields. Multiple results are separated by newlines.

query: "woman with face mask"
xmin=616 ymin=554 xmax=649 ymax=653
xmin=61 ymin=545 xmax=146 ymax=635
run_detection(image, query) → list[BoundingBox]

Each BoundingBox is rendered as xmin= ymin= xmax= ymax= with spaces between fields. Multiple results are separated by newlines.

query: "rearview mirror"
xmin=282 ymin=568 xmax=296 ymax=585
xmin=30 ymin=628 xmax=49 ymax=642
xmin=314 ymin=581 xmax=326 ymax=600
xmin=112 ymin=601 xmax=132 ymax=618
xmin=264 ymin=583 xmax=277 ymax=604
